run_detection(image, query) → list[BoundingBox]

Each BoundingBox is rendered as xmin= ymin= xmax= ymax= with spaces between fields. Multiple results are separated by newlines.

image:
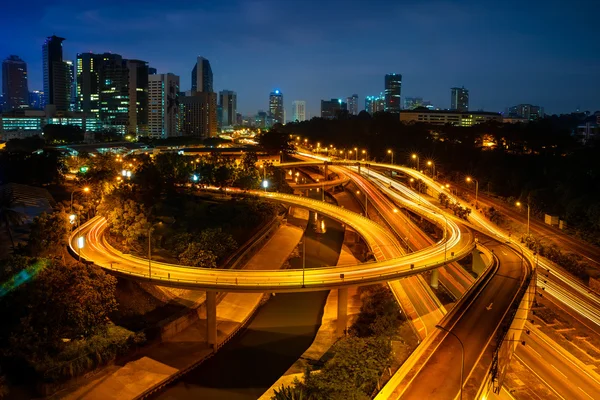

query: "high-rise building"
xmin=219 ymin=90 xmax=237 ymax=128
xmin=450 ymin=87 xmax=469 ymax=111
xmin=2 ymin=56 xmax=29 ymax=111
xmin=191 ymin=57 xmax=213 ymax=93
xmin=65 ymin=60 xmax=76 ymax=111
xmin=384 ymin=74 xmax=401 ymax=113
xmin=76 ymin=52 xmax=103 ymax=116
xmin=180 ymin=92 xmax=217 ymax=138
xmin=321 ymin=99 xmax=347 ymax=119
xmin=403 ymin=97 xmax=423 ymax=110
xmin=42 ymin=35 xmax=71 ymax=112
xmin=148 ymin=73 xmax=180 ymax=138
xmin=507 ymin=104 xmax=544 ymax=121
xmin=347 ymin=94 xmax=359 ymax=115
xmin=269 ymin=90 xmax=284 ymax=125
xmin=365 ymin=94 xmax=385 ymax=114
xmin=292 ymin=100 xmax=306 ymax=122
xmin=96 ymin=53 xmax=129 ymax=133
xmin=126 ymin=59 xmax=149 ymax=135
xmin=29 ymin=90 xmax=45 ymax=110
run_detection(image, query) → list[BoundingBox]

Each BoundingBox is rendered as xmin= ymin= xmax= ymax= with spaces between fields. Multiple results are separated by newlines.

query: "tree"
xmin=0 ymin=257 xmax=117 ymax=358
xmin=0 ymin=191 xmax=26 ymax=250
xmin=271 ymin=383 xmax=309 ymax=400
xmin=104 ymin=199 xmax=149 ymax=247
xmin=43 ymin=124 xmax=84 ymax=144
xmin=197 ymin=228 xmax=238 ymax=261
xmin=27 ymin=210 xmax=70 ymax=257
xmin=178 ymin=242 xmax=217 ymax=268
xmin=94 ymin=128 xmax=121 ymax=143
xmin=258 ymin=128 xmax=295 ymax=154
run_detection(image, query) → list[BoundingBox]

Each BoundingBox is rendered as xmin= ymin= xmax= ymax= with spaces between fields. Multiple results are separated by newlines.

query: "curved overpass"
xmin=70 ymin=191 xmax=475 ymax=293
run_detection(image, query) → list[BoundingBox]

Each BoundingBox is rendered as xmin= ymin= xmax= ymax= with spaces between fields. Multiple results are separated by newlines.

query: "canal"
xmin=154 ymin=194 xmax=344 ymax=399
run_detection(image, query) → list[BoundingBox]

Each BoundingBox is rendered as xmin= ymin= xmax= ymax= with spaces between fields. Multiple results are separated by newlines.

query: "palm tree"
xmin=0 ymin=190 xmax=26 ymax=250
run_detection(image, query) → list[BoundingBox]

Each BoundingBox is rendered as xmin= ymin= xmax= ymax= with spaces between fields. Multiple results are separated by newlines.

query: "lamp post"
xmin=436 ymin=325 xmax=464 ymax=400
xmin=147 ymin=222 xmax=163 ymax=280
xmin=411 ymin=153 xmax=419 ymax=170
xmin=441 ymin=213 xmax=448 ymax=263
xmin=356 ymin=190 xmax=368 ymax=215
xmin=70 ymin=187 xmax=90 ymax=213
xmin=302 ymin=238 xmax=306 ymax=288
xmin=362 ymin=149 xmax=367 ymax=161
xmin=387 ymin=149 xmax=394 ymax=164
xmin=354 ymin=147 xmax=358 ymax=161
xmin=516 ymin=201 xmax=530 ymax=237
xmin=427 ymin=160 xmax=435 ymax=179
xmin=466 ymin=177 xmax=479 ymax=208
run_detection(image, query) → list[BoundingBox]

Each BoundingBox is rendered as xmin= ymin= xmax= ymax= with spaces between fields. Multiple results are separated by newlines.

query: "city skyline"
xmin=0 ymin=0 xmax=599 ymax=118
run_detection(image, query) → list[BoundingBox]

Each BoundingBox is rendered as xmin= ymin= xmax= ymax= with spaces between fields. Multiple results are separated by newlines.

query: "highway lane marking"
xmin=486 ymin=302 xmax=493 ymax=310
xmin=578 ymin=386 xmax=595 ymax=400
xmin=515 ymin=354 xmax=567 ymax=400
xmin=527 ymin=346 xmax=543 ymax=359
xmin=551 ymin=364 xmax=568 ymax=379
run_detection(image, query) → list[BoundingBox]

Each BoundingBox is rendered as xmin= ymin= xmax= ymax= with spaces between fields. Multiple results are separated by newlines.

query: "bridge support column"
xmin=430 ymin=269 xmax=439 ymax=289
xmin=337 ymin=287 xmax=348 ymax=337
xmin=472 ymin=248 xmax=487 ymax=277
xmin=324 ymin=163 xmax=328 ymax=180
xmin=206 ymin=291 xmax=217 ymax=348
xmin=357 ymin=163 xmax=361 ymax=174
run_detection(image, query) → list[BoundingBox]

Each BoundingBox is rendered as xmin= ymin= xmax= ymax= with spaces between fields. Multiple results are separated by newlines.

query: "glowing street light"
xmin=427 ymin=160 xmax=436 ymax=179
xmin=356 ymin=190 xmax=368 ymax=215
xmin=70 ymin=186 xmax=90 ymax=213
xmin=411 ymin=153 xmax=419 ymax=170
xmin=466 ymin=176 xmax=479 ymax=207
xmin=192 ymin=174 xmax=199 ymax=182
xmin=516 ymin=201 xmax=530 ymax=236
xmin=263 ymin=179 xmax=269 ymax=192
xmin=387 ymin=149 xmax=394 ymax=164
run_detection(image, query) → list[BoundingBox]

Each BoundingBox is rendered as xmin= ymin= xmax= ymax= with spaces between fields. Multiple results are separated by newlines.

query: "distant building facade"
xmin=347 ymin=94 xmax=359 ymax=115
xmin=29 ymin=90 xmax=45 ymax=110
xmin=219 ymin=90 xmax=237 ymax=128
xmin=148 ymin=73 xmax=180 ymax=138
xmin=450 ymin=87 xmax=469 ymax=111
xmin=384 ymin=74 xmax=401 ymax=113
xmin=2 ymin=55 xmax=29 ymax=111
xmin=180 ymin=92 xmax=217 ymax=138
xmin=191 ymin=57 xmax=213 ymax=93
xmin=42 ymin=35 xmax=71 ymax=112
xmin=321 ymin=99 xmax=347 ymax=119
xmin=507 ymin=104 xmax=544 ymax=120
xmin=400 ymin=109 xmax=501 ymax=126
xmin=269 ymin=90 xmax=284 ymax=125
xmin=365 ymin=95 xmax=385 ymax=114
xmin=292 ymin=100 xmax=306 ymax=122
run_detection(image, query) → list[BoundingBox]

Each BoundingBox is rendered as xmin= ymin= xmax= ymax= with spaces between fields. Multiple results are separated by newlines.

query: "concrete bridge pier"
xmin=324 ymin=163 xmax=328 ymax=180
xmin=337 ymin=287 xmax=348 ymax=337
xmin=472 ymin=247 xmax=487 ymax=277
xmin=207 ymin=291 xmax=217 ymax=348
xmin=430 ymin=269 xmax=439 ymax=289
xmin=357 ymin=163 xmax=361 ymax=174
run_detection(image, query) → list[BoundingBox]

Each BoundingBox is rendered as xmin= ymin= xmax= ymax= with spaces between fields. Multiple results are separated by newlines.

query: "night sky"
xmin=1 ymin=0 xmax=599 ymax=117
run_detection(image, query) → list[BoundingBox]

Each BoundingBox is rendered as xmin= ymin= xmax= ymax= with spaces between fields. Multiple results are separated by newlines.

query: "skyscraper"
xmin=292 ymin=100 xmax=306 ymax=122
xmin=76 ymin=52 xmax=104 ymax=116
xmin=365 ymin=94 xmax=385 ymax=114
xmin=98 ymin=53 xmax=129 ymax=133
xmin=2 ymin=55 xmax=29 ymax=111
xmin=384 ymin=74 xmax=401 ymax=113
xmin=191 ymin=57 xmax=213 ymax=93
xmin=148 ymin=73 xmax=180 ymax=138
xmin=321 ymin=99 xmax=347 ymax=119
xmin=42 ymin=35 xmax=71 ymax=112
xmin=508 ymin=104 xmax=544 ymax=120
xmin=450 ymin=87 xmax=469 ymax=111
xmin=219 ymin=90 xmax=237 ymax=127
xmin=126 ymin=59 xmax=149 ymax=135
xmin=269 ymin=90 xmax=284 ymax=125
xmin=180 ymin=92 xmax=217 ymax=138
xmin=347 ymin=94 xmax=359 ymax=115
xmin=29 ymin=90 xmax=45 ymax=110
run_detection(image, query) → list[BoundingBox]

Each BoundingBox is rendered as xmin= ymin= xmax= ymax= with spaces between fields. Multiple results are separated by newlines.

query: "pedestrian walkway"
xmin=60 ymin=223 xmax=304 ymax=400
xmin=258 ymin=244 xmax=361 ymax=400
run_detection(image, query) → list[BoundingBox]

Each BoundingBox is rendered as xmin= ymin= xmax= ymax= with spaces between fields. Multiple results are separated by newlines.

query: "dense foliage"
xmin=280 ymin=113 xmax=600 ymax=243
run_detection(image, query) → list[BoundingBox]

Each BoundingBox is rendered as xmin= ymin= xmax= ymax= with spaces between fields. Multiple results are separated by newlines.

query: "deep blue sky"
xmin=1 ymin=0 xmax=599 ymax=117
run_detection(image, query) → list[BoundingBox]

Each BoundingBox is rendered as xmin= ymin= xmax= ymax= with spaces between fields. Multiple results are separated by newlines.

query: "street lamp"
xmin=387 ymin=149 xmax=394 ymax=164
xmin=354 ymin=147 xmax=358 ymax=161
xmin=435 ymin=325 xmax=464 ymax=400
xmin=70 ymin=186 xmax=90 ymax=213
xmin=427 ymin=160 xmax=436 ymax=179
xmin=516 ymin=201 xmax=530 ymax=237
xmin=411 ymin=153 xmax=419 ymax=170
xmin=356 ymin=190 xmax=368 ymax=215
xmin=301 ymin=238 xmax=306 ymax=288
xmin=147 ymin=222 xmax=163 ymax=280
xmin=362 ymin=149 xmax=367 ymax=161
xmin=77 ymin=235 xmax=85 ymax=263
xmin=263 ymin=179 xmax=269 ymax=192
xmin=466 ymin=177 xmax=479 ymax=208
